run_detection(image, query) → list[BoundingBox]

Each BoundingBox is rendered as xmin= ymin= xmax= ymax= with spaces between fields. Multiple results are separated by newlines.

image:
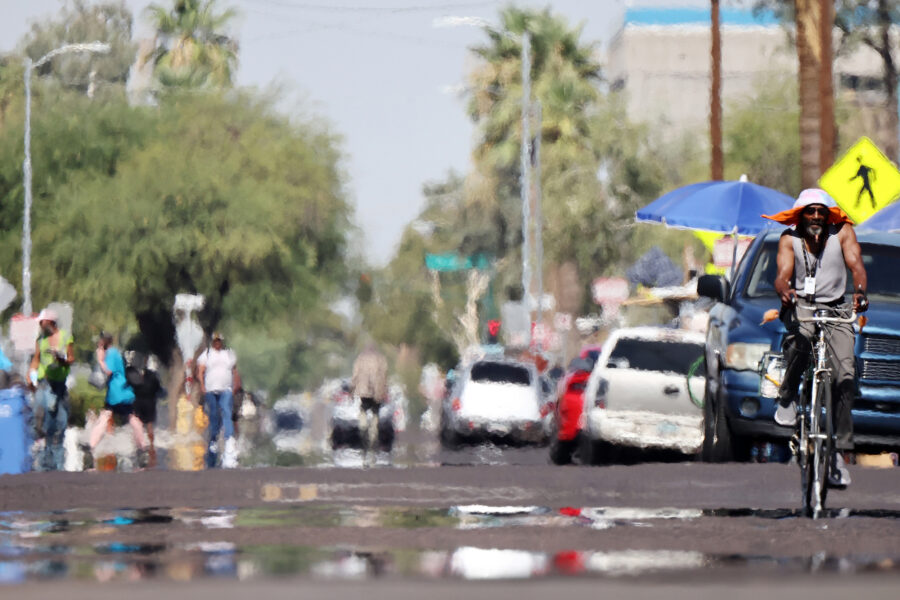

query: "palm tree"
xmin=146 ymin=0 xmax=238 ymax=89
xmin=467 ymin=7 xmax=601 ymax=177
xmin=464 ymin=7 xmax=602 ymax=264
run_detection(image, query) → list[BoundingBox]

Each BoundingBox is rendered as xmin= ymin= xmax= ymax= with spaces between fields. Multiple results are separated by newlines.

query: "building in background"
xmin=605 ymin=5 xmax=886 ymax=146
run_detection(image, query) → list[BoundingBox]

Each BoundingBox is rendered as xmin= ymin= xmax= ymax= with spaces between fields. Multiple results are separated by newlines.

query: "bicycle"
xmin=760 ymin=303 xmax=859 ymax=518
xmin=358 ymin=397 xmax=381 ymax=467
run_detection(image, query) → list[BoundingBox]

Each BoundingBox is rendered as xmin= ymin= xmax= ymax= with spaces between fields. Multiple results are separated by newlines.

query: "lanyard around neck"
xmin=801 ymin=235 xmax=825 ymax=278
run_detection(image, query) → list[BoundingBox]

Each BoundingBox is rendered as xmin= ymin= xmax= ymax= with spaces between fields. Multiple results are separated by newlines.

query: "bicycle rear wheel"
xmin=804 ymin=375 xmax=831 ymax=517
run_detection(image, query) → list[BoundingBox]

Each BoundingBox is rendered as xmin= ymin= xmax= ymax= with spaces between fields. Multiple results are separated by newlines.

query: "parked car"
xmin=548 ymin=356 xmax=594 ymax=464
xmin=580 ymin=327 xmax=706 ymax=464
xmin=441 ymin=359 xmax=547 ymax=447
xmin=330 ymin=379 xmax=397 ymax=452
xmin=698 ymin=230 xmax=900 ymax=461
xmin=578 ymin=344 xmax=603 ymax=366
xmin=270 ymin=397 xmax=306 ymax=455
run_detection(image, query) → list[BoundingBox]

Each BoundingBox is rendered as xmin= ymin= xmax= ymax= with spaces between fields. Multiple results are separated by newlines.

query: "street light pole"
xmin=22 ymin=42 xmax=110 ymax=316
xmin=519 ymin=31 xmax=532 ymax=315
xmin=22 ymin=57 xmax=34 ymax=317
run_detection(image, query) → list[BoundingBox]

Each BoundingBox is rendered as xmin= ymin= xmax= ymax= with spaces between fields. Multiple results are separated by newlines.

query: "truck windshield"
xmin=745 ymin=240 xmax=900 ymax=301
xmin=607 ymin=338 xmax=705 ymax=376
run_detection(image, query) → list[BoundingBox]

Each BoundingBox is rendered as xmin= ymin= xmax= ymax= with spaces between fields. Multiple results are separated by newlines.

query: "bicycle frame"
xmin=794 ymin=304 xmax=857 ymax=518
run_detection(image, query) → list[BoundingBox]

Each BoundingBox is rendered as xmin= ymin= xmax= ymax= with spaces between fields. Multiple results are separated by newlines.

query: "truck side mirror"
xmin=697 ymin=274 xmax=729 ymax=303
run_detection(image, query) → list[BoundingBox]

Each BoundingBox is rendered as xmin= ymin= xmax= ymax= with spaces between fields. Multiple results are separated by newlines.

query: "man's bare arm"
xmin=774 ymin=233 xmax=796 ymax=306
xmin=197 ymin=364 xmax=207 ymax=394
xmin=30 ymin=340 xmax=40 ymax=372
xmin=840 ymin=225 xmax=868 ymax=311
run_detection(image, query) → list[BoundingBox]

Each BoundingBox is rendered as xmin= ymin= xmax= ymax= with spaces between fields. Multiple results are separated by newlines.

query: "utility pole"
xmin=818 ymin=0 xmax=835 ymax=172
xmin=532 ymin=101 xmax=543 ymax=327
xmin=796 ymin=0 xmax=822 ymax=187
xmin=710 ymin=0 xmax=723 ymax=180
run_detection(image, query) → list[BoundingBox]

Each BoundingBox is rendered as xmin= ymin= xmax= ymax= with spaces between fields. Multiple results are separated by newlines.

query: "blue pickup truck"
xmin=697 ymin=229 xmax=900 ymax=461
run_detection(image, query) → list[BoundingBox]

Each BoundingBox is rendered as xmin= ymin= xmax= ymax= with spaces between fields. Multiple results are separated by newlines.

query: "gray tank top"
xmin=791 ymin=225 xmax=846 ymax=302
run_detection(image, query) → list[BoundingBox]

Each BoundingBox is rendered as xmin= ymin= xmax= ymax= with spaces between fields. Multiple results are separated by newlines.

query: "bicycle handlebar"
xmin=794 ymin=303 xmax=857 ymax=324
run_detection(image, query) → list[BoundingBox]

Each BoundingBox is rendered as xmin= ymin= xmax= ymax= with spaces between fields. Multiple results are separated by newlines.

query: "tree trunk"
xmin=710 ymin=0 xmax=723 ymax=180
xmin=796 ymin=0 xmax=822 ymax=188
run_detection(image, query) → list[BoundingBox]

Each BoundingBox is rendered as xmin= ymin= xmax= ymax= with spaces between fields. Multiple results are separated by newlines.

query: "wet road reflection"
xmin=4 ymin=542 xmax=900 ymax=584
xmin=4 ymin=503 xmax=900 ymax=584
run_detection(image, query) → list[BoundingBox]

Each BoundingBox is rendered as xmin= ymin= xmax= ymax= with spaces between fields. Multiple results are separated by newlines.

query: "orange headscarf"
xmin=762 ymin=188 xmax=854 ymax=226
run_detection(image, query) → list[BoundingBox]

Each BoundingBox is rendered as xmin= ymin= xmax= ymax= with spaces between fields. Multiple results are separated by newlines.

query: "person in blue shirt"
xmin=0 ymin=344 xmax=11 ymax=374
xmin=88 ymin=332 xmax=147 ymax=461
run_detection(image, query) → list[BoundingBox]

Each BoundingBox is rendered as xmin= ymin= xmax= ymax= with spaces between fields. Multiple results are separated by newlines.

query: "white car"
xmin=581 ymin=327 xmax=706 ymax=463
xmin=330 ymin=379 xmax=405 ymax=451
xmin=441 ymin=359 xmax=546 ymax=446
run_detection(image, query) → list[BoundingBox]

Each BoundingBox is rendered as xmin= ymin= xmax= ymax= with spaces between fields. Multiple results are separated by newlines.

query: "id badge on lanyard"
xmin=803 ymin=276 xmax=816 ymax=296
xmin=801 ymin=238 xmax=821 ymax=299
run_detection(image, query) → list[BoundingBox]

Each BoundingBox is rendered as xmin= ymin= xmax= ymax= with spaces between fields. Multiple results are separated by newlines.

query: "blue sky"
xmin=2 ymin=0 xmax=722 ymax=264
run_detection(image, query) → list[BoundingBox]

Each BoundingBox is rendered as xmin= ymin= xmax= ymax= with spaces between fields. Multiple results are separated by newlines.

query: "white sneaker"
xmin=222 ymin=437 xmax=238 ymax=469
xmin=774 ymin=401 xmax=797 ymax=427
xmin=828 ymin=453 xmax=851 ymax=488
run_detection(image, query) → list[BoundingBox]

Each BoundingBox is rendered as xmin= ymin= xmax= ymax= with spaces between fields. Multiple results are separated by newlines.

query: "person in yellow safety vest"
xmin=28 ymin=308 xmax=74 ymax=471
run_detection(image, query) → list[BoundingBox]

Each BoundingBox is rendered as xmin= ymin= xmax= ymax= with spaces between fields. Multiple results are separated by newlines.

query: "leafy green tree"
xmin=20 ymin=0 xmax=136 ymax=96
xmin=32 ymin=92 xmax=351 ymax=363
xmin=146 ymin=0 xmax=239 ymax=89
xmin=0 ymin=84 xmax=355 ymax=396
xmin=724 ymin=72 xmax=801 ymax=195
xmin=0 ymin=87 xmax=155 ymax=337
xmin=0 ymin=7 xmax=355 ymax=397
xmin=0 ymin=56 xmax=24 ymax=136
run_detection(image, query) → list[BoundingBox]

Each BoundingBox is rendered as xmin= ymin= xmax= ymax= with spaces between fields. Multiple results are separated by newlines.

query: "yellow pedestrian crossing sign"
xmin=819 ymin=137 xmax=900 ymax=225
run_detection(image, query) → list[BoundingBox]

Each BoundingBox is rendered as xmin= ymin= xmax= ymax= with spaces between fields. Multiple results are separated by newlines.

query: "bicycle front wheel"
xmin=804 ymin=375 xmax=832 ymax=517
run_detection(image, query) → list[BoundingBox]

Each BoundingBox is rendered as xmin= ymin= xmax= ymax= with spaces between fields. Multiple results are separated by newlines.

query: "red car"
xmin=549 ymin=346 xmax=601 ymax=464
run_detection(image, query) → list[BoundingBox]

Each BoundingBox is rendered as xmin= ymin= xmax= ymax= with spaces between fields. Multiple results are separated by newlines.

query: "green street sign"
xmin=425 ymin=253 xmax=491 ymax=272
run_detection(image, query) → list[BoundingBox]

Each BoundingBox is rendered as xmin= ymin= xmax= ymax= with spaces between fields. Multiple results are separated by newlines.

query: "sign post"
xmin=592 ymin=277 xmax=630 ymax=320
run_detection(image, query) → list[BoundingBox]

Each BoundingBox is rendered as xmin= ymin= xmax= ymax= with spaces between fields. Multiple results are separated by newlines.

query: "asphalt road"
xmin=4 ymin=438 xmax=900 ymax=597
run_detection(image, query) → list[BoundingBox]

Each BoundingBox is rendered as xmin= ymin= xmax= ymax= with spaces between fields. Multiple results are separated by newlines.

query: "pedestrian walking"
xmin=89 ymin=333 xmax=148 ymax=466
xmin=129 ymin=352 xmax=163 ymax=466
xmin=28 ymin=308 xmax=73 ymax=471
xmin=197 ymin=331 xmax=240 ymax=468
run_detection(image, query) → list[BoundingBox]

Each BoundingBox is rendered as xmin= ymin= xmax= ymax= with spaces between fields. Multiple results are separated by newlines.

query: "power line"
xmin=246 ymin=21 xmax=469 ymax=47
xmin=235 ymin=0 xmax=501 ymax=13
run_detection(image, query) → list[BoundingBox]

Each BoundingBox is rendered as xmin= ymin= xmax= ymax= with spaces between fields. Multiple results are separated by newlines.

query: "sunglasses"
xmin=802 ymin=206 xmax=829 ymax=216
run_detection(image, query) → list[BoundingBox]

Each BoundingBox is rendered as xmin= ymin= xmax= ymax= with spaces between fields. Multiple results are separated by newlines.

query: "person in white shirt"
xmin=196 ymin=331 xmax=240 ymax=468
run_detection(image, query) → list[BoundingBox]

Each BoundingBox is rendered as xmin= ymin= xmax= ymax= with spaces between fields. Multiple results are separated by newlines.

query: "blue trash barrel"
xmin=0 ymin=387 xmax=32 ymax=475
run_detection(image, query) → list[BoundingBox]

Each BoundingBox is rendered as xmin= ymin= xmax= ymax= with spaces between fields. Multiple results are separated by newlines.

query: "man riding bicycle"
xmin=763 ymin=188 xmax=868 ymax=487
xmin=351 ymin=341 xmax=389 ymax=464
